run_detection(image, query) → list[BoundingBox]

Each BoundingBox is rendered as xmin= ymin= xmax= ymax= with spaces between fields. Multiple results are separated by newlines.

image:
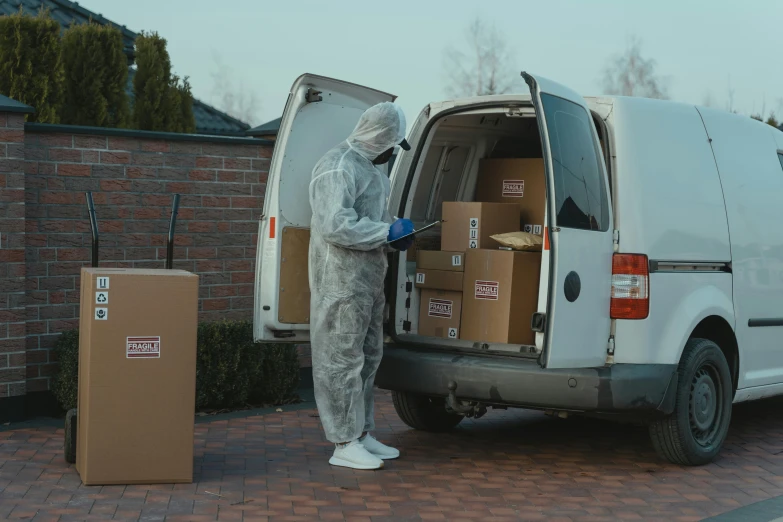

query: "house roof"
xmin=1 ymin=0 xmax=250 ymax=136
xmin=246 ymin=117 xmax=281 ymax=137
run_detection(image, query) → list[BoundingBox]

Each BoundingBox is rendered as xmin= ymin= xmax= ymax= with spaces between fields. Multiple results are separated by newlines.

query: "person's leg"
xmin=311 ymin=293 xmax=372 ymax=444
xmin=357 ymin=290 xmax=400 ymax=460
xmin=360 ymin=290 xmax=385 ymax=435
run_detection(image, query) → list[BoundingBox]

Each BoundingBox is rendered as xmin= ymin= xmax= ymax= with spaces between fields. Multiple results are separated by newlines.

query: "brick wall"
xmin=0 ymin=111 xmax=27 ymax=401
xmin=21 ymin=125 xmax=272 ymax=395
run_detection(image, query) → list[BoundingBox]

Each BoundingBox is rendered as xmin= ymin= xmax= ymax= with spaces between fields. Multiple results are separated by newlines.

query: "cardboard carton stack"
xmin=414 ymin=158 xmax=546 ymax=345
xmin=415 ymin=251 xmax=464 ymax=339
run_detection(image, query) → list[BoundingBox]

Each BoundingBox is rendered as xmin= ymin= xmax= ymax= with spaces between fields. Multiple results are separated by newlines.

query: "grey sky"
xmin=95 ymin=0 xmax=782 ymax=127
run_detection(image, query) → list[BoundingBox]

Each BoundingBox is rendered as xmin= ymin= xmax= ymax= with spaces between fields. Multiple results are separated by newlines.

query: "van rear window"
xmin=778 ymin=153 xmax=783 ymax=171
xmin=540 ymin=94 xmax=610 ymax=232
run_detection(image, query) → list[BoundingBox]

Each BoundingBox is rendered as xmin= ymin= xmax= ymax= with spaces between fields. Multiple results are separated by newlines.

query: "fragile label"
xmin=416 ymin=273 xmax=425 ymax=284
xmin=502 ymin=180 xmax=525 ymax=197
xmin=94 ymin=308 xmax=108 ymax=320
xmin=468 ymin=239 xmax=478 ymax=249
xmin=428 ymin=298 xmax=453 ymax=319
xmin=475 ymin=280 xmax=499 ymax=300
xmin=448 ymin=327 xmax=458 ymax=339
xmin=97 ymin=277 xmax=109 ymax=290
xmin=451 ymin=255 xmax=462 ymax=267
xmin=469 ymin=218 xmax=479 ymax=229
xmin=95 ymin=291 xmax=108 ymax=305
xmin=127 ymin=336 xmax=161 ymax=359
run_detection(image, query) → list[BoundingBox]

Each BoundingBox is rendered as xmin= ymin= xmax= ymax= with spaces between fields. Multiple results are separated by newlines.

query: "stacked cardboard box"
xmin=415 ymin=251 xmax=464 ymax=339
xmin=475 ymin=158 xmax=546 ymax=237
xmin=414 ymin=157 xmax=546 ymax=345
xmin=461 ymin=249 xmax=542 ymax=344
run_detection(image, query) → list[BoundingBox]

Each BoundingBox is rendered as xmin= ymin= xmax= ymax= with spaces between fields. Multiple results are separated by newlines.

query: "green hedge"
xmin=52 ymin=321 xmax=301 ymax=412
xmin=60 ymin=21 xmax=129 ymax=127
xmin=0 ymin=8 xmax=63 ymax=123
xmin=132 ymin=31 xmax=195 ymax=133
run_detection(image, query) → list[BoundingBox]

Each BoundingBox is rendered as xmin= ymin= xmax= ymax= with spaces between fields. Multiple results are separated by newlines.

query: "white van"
xmin=254 ymin=73 xmax=783 ymax=466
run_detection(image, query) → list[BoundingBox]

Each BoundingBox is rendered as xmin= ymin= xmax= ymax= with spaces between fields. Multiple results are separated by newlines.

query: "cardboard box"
xmin=475 ymin=158 xmax=546 ymax=236
xmin=414 ymin=269 xmax=463 ymax=291
xmin=406 ymin=234 xmax=441 ymax=262
xmin=461 ymin=250 xmax=542 ymax=345
xmin=419 ymin=289 xmax=462 ymax=339
xmin=416 ymin=250 xmax=464 ymax=272
xmin=441 ymin=202 xmax=520 ymax=252
xmin=77 ymin=268 xmax=199 ymax=486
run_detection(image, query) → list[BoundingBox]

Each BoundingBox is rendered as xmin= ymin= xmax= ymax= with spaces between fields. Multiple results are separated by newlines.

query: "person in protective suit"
xmin=309 ymin=102 xmax=414 ymax=470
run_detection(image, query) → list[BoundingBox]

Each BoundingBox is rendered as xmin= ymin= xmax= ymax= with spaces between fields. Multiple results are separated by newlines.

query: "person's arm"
xmin=309 ymin=168 xmax=390 ymax=251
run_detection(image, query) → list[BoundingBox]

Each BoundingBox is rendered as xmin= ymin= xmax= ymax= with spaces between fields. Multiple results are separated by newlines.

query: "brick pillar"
xmin=0 ymin=97 xmax=33 ymax=421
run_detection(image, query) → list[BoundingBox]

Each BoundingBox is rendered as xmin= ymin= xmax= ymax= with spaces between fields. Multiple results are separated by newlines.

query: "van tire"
xmin=649 ymin=338 xmax=732 ymax=466
xmin=392 ymin=391 xmax=463 ymax=432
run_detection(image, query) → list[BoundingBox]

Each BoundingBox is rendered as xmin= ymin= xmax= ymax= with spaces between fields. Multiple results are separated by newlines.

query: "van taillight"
xmin=611 ymin=254 xmax=649 ymax=320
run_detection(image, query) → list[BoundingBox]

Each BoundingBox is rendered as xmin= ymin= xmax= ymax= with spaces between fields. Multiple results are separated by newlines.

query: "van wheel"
xmin=649 ymin=338 xmax=732 ymax=466
xmin=64 ymin=408 xmax=77 ymax=464
xmin=392 ymin=391 xmax=463 ymax=432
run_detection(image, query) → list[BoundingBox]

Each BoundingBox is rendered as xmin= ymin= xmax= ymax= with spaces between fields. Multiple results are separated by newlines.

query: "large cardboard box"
xmin=77 ymin=268 xmax=199 ymax=486
xmin=419 ymin=289 xmax=462 ymax=340
xmin=406 ymin=234 xmax=441 ymax=262
xmin=414 ymin=269 xmax=463 ymax=291
xmin=461 ymin=250 xmax=542 ymax=345
xmin=475 ymin=158 xmax=546 ymax=236
xmin=441 ymin=202 xmax=520 ymax=252
xmin=416 ymin=251 xmax=464 ymax=272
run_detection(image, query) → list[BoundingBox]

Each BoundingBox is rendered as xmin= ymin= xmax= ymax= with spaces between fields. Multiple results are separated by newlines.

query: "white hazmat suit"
xmin=309 ymin=102 xmax=407 ymax=445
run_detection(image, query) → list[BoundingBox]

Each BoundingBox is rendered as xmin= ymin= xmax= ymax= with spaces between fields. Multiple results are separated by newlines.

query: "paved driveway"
xmin=0 ymin=390 xmax=782 ymax=521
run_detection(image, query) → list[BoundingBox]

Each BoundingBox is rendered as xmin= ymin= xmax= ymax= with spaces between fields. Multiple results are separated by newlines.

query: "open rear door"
xmin=254 ymin=74 xmax=395 ymax=342
xmin=523 ymin=73 xmax=614 ymax=368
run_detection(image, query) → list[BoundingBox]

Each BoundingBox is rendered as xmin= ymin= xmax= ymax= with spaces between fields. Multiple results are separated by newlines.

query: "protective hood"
xmin=346 ymin=102 xmax=407 ymax=161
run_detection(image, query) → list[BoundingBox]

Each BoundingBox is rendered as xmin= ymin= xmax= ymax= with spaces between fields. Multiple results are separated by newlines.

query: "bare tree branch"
xmin=726 ymin=76 xmax=736 ymax=113
xmin=601 ymin=36 xmax=669 ymax=99
xmin=209 ymin=53 xmax=262 ymax=126
xmin=442 ymin=18 xmax=518 ymax=98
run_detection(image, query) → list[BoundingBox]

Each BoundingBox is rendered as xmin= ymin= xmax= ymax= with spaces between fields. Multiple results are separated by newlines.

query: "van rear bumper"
xmin=375 ymin=345 xmax=678 ymax=414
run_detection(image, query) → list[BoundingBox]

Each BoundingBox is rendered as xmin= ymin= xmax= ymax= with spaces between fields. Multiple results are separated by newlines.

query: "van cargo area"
xmin=391 ymin=107 xmax=555 ymax=357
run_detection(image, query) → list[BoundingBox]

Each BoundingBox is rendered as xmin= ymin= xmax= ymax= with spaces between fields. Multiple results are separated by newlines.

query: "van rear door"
xmin=523 ymin=73 xmax=614 ymax=368
xmin=253 ymin=74 xmax=395 ymax=342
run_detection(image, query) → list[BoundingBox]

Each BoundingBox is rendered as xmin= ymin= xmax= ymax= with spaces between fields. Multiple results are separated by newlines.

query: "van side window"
xmin=778 ymin=153 xmax=783 ymax=171
xmin=540 ymin=94 xmax=610 ymax=231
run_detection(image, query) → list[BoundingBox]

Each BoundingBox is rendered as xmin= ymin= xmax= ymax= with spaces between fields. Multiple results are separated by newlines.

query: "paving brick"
xmin=2 ymin=391 xmax=782 ymax=521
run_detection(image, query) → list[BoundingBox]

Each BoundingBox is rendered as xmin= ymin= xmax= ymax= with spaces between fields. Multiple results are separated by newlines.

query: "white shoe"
xmin=329 ymin=440 xmax=384 ymax=470
xmin=360 ymin=434 xmax=400 ymax=460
